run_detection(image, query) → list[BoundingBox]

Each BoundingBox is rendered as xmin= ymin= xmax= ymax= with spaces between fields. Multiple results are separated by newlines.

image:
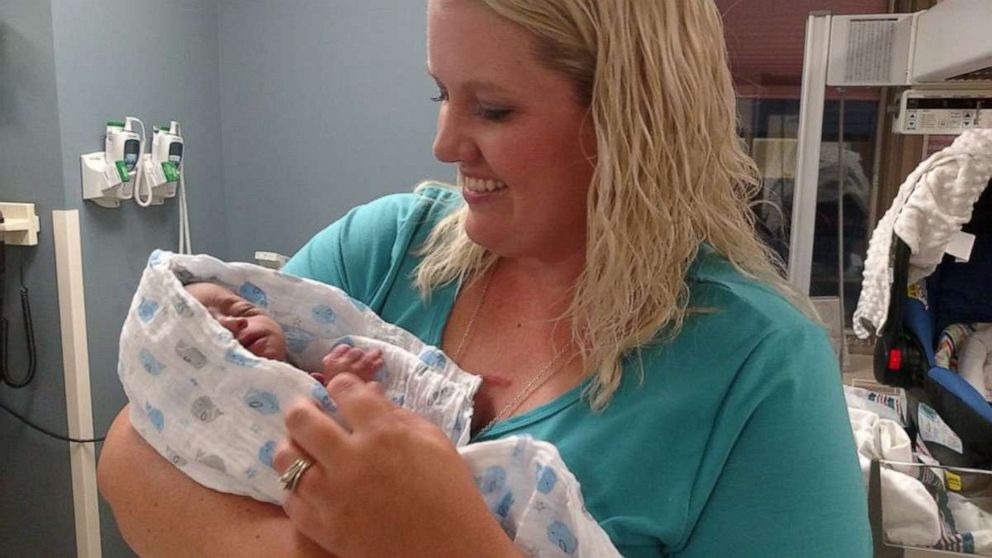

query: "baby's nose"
xmin=218 ymin=316 xmax=248 ymax=333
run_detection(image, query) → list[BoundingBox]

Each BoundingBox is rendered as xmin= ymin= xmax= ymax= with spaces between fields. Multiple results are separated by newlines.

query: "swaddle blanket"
xmin=854 ymin=129 xmax=992 ymax=339
xmin=119 ymin=250 xmax=620 ymax=557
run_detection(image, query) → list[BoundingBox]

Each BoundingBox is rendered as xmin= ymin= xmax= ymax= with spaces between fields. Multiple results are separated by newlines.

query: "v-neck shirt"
xmin=282 ymin=185 xmax=871 ymax=557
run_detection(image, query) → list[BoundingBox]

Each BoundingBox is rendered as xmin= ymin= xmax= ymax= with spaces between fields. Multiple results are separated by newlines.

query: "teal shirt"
xmin=283 ymin=186 xmax=872 ymax=557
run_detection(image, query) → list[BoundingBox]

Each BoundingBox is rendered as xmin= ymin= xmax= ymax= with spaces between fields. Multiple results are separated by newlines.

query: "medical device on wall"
xmin=169 ymin=121 xmax=192 ymax=254
xmin=137 ymin=121 xmax=184 ymax=206
xmin=81 ymin=117 xmax=147 ymax=208
xmin=142 ymin=120 xmax=193 ymax=254
xmin=0 ymin=202 xmax=39 ymax=388
xmin=0 ymin=205 xmax=105 ymax=444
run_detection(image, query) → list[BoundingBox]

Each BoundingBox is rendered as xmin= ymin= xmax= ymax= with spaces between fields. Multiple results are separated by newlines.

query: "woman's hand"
xmin=275 ymin=373 xmax=521 ymax=558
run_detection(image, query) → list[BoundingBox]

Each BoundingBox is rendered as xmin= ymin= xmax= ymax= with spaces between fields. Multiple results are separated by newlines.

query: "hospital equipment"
xmin=892 ymin=90 xmax=992 ymax=136
xmin=79 ymin=117 xmax=194 ymax=253
xmin=0 ymin=202 xmax=102 ymax=443
xmin=81 ymin=117 xmax=146 ymax=208
xmin=0 ymin=210 xmax=37 ymax=388
xmin=791 ymin=0 xmax=992 ymax=296
xmin=138 ymin=121 xmax=183 ymax=205
xmin=0 ymin=202 xmax=40 ymax=247
xmin=139 ymin=121 xmax=192 ymax=253
xmin=792 ymin=2 xmax=992 ymax=554
xmin=0 ymin=202 xmax=40 ymax=387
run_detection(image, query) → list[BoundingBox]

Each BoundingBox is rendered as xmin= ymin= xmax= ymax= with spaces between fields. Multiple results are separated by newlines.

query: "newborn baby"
xmin=184 ymin=281 xmax=384 ymax=385
xmin=118 ymin=251 xmax=620 ymax=556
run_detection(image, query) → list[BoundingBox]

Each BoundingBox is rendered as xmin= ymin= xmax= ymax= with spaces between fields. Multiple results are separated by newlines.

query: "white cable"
xmin=130 ymin=118 xmax=154 ymax=207
xmin=178 ymin=165 xmax=192 ymax=254
xmin=174 ymin=121 xmax=192 ymax=254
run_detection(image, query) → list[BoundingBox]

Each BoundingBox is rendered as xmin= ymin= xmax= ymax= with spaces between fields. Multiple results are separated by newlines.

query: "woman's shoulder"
xmin=635 ymin=243 xmax=836 ymax=389
xmin=685 ymin=243 xmax=819 ymax=338
xmin=282 ymin=182 xmax=462 ymax=294
xmin=347 ymin=182 xmax=463 ymax=230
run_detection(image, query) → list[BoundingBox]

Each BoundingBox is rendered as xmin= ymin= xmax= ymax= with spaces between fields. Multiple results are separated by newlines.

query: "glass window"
xmin=718 ymin=0 xmax=889 ymax=323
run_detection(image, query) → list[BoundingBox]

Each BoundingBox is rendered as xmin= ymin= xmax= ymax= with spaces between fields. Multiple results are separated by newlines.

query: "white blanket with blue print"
xmin=118 ymin=251 xmax=619 ymax=557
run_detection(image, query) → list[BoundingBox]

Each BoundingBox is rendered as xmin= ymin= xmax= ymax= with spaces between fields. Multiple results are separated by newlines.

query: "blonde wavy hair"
xmin=415 ymin=0 xmax=816 ymax=410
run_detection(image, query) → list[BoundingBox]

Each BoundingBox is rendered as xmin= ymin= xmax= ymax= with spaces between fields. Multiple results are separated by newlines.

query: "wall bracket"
xmin=0 ymin=202 xmax=41 ymax=246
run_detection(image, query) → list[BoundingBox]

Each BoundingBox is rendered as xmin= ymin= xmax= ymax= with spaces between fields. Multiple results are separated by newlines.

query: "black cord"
xmin=0 ymin=399 xmax=106 ymax=443
xmin=1 ymin=246 xmax=38 ymax=388
xmin=0 ymin=287 xmax=37 ymax=387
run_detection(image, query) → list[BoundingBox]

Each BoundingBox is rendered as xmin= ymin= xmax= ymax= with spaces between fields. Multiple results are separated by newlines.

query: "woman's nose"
xmin=218 ymin=316 xmax=248 ymax=334
xmin=432 ymin=108 xmax=479 ymax=164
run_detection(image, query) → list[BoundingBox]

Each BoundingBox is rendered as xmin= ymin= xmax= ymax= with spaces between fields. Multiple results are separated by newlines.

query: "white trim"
xmin=53 ymin=210 xmax=102 ymax=558
xmin=789 ymin=12 xmax=832 ymax=295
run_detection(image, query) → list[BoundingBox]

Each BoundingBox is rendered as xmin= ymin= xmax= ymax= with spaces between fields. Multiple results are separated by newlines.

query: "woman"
xmin=98 ymin=1 xmax=871 ymax=556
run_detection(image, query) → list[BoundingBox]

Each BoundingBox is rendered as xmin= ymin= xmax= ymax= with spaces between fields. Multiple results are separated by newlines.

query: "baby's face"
xmin=185 ymin=282 xmax=288 ymax=362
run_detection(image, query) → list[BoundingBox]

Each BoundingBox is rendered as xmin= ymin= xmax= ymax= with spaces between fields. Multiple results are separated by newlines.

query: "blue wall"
xmin=217 ymin=0 xmax=452 ymax=261
xmin=48 ymin=1 xmax=228 ymax=555
xmin=0 ymin=1 xmax=76 ymax=554
xmin=2 ymin=1 xmax=451 ymax=555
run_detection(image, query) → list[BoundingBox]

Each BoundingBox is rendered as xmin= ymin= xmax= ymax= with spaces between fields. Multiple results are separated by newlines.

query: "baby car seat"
xmin=875 ymin=182 xmax=992 ymax=470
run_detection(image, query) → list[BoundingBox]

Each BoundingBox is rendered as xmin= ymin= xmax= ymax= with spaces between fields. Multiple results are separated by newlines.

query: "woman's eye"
xmin=475 ymin=106 xmax=512 ymax=122
xmin=430 ymin=89 xmax=448 ymax=103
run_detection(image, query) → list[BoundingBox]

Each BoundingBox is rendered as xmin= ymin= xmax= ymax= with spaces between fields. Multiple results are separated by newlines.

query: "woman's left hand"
xmin=275 ymin=373 xmax=520 ymax=558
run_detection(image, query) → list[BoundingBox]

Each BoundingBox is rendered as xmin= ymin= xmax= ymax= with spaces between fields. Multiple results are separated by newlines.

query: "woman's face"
xmin=427 ymin=0 xmax=596 ymax=263
xmin=185 ymin=282 xmax=288 ymax=362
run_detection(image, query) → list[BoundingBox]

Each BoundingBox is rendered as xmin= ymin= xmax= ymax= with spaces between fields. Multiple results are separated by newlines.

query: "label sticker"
xmin=946 ymin=231 xmax=976 ymax=263
xmin=946 ymin=471 xmax=962 ymax=492
xmin=115 ymin=160 xmax=131 ymax=183
xmin=161 ymin=161 xmax=180 ymax=183
xmin=918 ymin=403 xmax=964 ymax=454
xmin=104 ymin=164 xmax=123 ymax=186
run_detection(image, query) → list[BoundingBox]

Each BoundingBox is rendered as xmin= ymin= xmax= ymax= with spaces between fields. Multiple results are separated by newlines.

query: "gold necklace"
xmin=450 ymin=262 xmax=571 ymax=441
xmin=450 ymin=265 xmax=496 ymax=363
xmin=471 ymin=350 xmax=568 ymax=440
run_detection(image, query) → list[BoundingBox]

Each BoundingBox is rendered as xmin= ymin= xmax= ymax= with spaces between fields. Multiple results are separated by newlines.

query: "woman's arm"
xmin=98 ymin=405 xmax=331 ymax=558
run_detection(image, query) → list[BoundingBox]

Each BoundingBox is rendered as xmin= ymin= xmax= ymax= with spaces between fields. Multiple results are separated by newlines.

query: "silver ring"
xmin=279 ymin=457 xmax=313 ymax=492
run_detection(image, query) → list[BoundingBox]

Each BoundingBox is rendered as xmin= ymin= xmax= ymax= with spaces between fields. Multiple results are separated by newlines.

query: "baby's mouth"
xmin=248 ymin=338 xmax=269 ymax=355
xmin=238 ymin=332 xmax=267 ymax=355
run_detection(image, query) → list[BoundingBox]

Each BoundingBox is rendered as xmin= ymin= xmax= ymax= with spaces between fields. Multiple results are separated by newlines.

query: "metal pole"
xmin=789 ymin=12 xmax=832 ymax=294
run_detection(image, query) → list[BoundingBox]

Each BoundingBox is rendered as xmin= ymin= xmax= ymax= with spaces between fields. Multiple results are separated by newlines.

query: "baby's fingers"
xmin=321 ymin=345 xmax=360 ymax=373
xmin=351 ymin=349 xmax=384 ymax=382
xmin=321 ymin=345 xmax=384 ymax=383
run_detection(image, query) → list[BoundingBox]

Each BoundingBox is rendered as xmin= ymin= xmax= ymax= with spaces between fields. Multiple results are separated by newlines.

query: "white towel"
xmin=878 ymin=463 xmax=943 ymax=549
xmin=854 ymin=129 xmax=992 ymax=339
xmin=848 ymin=406 xmax=942 ymax=547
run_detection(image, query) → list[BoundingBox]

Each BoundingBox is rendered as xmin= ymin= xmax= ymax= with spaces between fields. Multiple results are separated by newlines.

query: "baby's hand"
xmin=313 ymin=344 xmax=384 ymax=386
